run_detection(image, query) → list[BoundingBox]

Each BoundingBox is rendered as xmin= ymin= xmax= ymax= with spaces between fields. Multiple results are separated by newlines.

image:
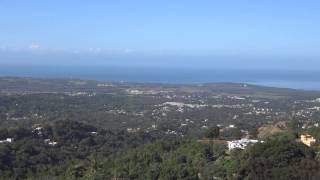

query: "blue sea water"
xmin=0 ymin=64 xmax=319 ymax=90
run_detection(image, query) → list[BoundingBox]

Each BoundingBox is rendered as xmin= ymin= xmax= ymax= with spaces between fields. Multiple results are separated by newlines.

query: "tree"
xmin=205 ymin=126 xmax=220 ymax=139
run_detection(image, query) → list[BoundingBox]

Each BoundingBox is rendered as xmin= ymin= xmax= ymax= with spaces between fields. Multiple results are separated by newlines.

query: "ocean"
xmin=0 ymin=64 xmax=319 ymax=90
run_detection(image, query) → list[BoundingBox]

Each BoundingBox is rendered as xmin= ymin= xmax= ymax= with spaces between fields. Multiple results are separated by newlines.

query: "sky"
xmin=0 ymin=0 xmax=320 ymax=69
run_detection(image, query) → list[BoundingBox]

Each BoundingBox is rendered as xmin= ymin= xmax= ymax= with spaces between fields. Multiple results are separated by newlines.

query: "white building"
xmin=44 ymin=139 xmax=58 ymax=146
xmin=0 ymin=138 xmax=13 ymax=143
xmin=228 ymin=124 xmax=236 ymax=128
xmin=227 ymin=139 xmax=261 ymax=150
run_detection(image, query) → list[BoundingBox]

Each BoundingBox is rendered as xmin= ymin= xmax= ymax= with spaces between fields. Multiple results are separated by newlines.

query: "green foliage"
xmin=268 ymin=130 xmax=298 ymax=141
xmin=91 ymin=140 xmax=225 ymax=180
xmin=228 ymin=138 xmax=320 ymax=179
xmin=0 ymin=120 xmax=161 ymax=179
xmin=307 ymin=127 xmax=320 ymax=140
xmin=204 ymin=126 xmax=220 ymax=139
xmin=1 ymin=122 xmax=320 ymax=179
xmin=220 ymin=128 xmax=242 ymax=140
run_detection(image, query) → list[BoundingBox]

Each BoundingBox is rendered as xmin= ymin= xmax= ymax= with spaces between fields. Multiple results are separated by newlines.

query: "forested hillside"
xmin=0 ymin=120 xmax=319 ymax=179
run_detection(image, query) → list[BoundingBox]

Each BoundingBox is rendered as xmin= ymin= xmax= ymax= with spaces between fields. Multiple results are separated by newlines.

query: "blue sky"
xmin=0 ymin=0 xmax=319 ymax=69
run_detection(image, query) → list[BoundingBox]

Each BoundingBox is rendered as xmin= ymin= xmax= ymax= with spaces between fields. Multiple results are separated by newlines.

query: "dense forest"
xmin=0 ymin=120 xmax=319 ymax=179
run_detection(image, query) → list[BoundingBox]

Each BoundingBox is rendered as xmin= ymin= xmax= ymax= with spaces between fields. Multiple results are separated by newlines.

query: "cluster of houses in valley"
xmin=0 ymin=124 xmax=101 ymax=147
xmin=32 ymin=124 xmax=59 ymax=146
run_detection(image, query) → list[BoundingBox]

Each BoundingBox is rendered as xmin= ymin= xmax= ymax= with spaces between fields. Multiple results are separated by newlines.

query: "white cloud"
xmin=88 ymin=47 xmax=102 ymax=53
xmin=123 ymin=48 xmax=135 ymax=53
xmin=29 ymin=43 xmax=41 ymax=50
xmin=0 ymin=45 xmax=7 ymax=50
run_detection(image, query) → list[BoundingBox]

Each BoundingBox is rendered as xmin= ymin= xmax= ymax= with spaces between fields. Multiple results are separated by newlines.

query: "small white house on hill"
xmin=227 ymin=139 xmax=261 ymax=150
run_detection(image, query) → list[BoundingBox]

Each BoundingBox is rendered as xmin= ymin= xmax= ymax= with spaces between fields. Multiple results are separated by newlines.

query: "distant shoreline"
xmin=0 ymin=65 xmax=319 ymax=90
